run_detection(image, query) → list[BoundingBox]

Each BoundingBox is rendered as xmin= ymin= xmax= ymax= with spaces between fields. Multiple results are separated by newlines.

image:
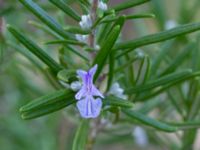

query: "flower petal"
xmin=91 ymin=98 xmax=102 ymax=118
xmin=92 ymin=85 xmax=104 ymax=98
xmin=75 ymin=87 xmax=86 ymax=100
xmin=89 ymin=64 xmax=98 ymax=78
xmin=77 ymin=70 xmax=87 ymax=79
xmin=76 ymin=96 xmax=102 ymax=118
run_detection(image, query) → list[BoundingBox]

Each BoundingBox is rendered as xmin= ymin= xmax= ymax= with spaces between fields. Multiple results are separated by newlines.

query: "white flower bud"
xmin=132 ymin=126 xmax=148 ymax=147
xmin=79 ymin=14 xmax=92 ymax=29
xmin=108 ymin=82 xmax=127 ymax=99
xmin=70 ymin=81 xmax=82 ymax=91
xmin=95 ymin=44 xmax=100 ymax=51
xmin=98 ymin=1 xmax=108 ymax=11
xmin=135 ymin=49 xmax=145 ymax=58
xmin=75 ymin=34 xmax=88 ymax=43
xmin=165 ymin=20 xmax=177 ymax=30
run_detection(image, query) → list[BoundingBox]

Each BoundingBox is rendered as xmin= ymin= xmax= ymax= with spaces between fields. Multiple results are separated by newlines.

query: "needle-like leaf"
xmin=7 ymin=25 xmax=62 ymax=73
xmin=122 ymin=109 xmax=177 ymax=132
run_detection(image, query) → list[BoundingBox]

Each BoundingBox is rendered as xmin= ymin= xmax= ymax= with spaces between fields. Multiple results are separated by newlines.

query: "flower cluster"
xmin=74 ymin=1 xmax=109 ymax=118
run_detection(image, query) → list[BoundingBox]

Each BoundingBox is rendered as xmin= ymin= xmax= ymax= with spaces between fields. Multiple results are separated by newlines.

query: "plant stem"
xmin=89 ymin=0 xmax=98 ymax=59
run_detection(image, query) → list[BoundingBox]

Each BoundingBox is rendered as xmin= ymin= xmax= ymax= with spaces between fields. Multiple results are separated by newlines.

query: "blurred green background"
xmin=1 ymin=0 xmax=200 ymax=150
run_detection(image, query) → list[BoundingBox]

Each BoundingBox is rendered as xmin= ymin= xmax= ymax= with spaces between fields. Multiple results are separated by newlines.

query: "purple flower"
xmin=75 ymin=65 xmax=104 ymax=118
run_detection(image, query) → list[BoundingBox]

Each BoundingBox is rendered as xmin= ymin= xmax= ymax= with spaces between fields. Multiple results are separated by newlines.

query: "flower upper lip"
xmin=75 ymin=64 xmax=104 ymax=100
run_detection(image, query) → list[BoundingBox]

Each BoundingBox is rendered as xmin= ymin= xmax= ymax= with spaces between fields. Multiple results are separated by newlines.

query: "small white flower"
xmin=98 ymin=1 xmax=108 ymax=11
xmin=79 ymin=14 xmax=92 ymax=29
xmin=165 ymin=20 xmax=177 ymax=30
xmin=70 ymin=81 xmax=82 ymax=91
xmin=95 ymin=44 xmax=100 ymax=50
xmin=132 ymin=126 xmax=148 ymax=147
xmin=108 ymin=82 xmax=127 ymax=99
xmin=75 ymin=34 xmax=88 ymax=43
xmin=135 ymin=49 xmax=145 ymax=58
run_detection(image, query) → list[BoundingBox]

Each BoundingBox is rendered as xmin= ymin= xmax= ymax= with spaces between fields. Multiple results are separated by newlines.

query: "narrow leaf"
xmin=137 ymin=71 xmax=200 ymax=101
xmin=122 ymin=109 xmax=177 ymax=132
xmin=150 ymin=40 xmax=174 ymax=77
xmin=20 ymin=89 xmax=74 ymax=112
xmin=115 ymin=22 xmax=200 ymax=57
xmin=126 ymin=70 xmax=192 ymax=94
xmin=49 ymin=0 xmax=81 ymax=21
xmin=104 ymin=96 xmax=134 ymax=108
xmin=107 ymin=51 xmax=115 ymax=91
xmin=159 ymin=44 xmax=194 ymax=76
xmin=20 ymin=90 xmax=76 ymax=119
xmin=57 ymin=69 xmax=77 ymax=83
xmin=7 ymin=25 xmax=62 ymax=73
xmin=93 ymin=17 xmax=125 ymax=81
xmin=72 ymin=119 xmax=90 ymax=150
xmin=101 ymin=14 xmax=155 ymax=23
xmin=45 ymin=39 xmax=86 ymax=46
xmin=110 ymin=0 xmax=150 ymax=12
xmin=19 ymin=0 xmax=70 ymax=39
xmin=21 ymin=98 xmax=75 ymax=119
xmin=64 ymin=26 xmax=90 ymax=35
xmin=93 ymin=25 xmax=121 ymax=81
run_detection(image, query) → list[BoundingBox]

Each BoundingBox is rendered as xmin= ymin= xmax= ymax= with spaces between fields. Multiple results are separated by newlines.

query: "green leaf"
xmin=20 ymin=89 xmax=74 ymax=112
xmin=126 ymin=70 xmax=192 ymax=94
xmin=115 ymin=22 xmax=200 ymax=57
xmin=45 ymin=67 xmax=63 ymax=89
xmin=166 ymin=121 xmax=200 ymax=129
xmin=7 ymin=25 xmax=62 ymax=73
xmin=125 ymin=54 xmax=136 ymax=86
xmin=49 ymin=0 xmax=81 ymax=21
xmin=106 ymin=51 xmax=115 ymax=91
xmin=28 ymin=21 xmax=89 ymax=62
xmin=20 ymin=89 xmax=76 ymax=119
xmin=45 ymin=39 xmax=86 ymax=46
xmin=7 ymin=41 xmax=43 ymax=71
xmin=159 ymin=44 xmax=194 ymax=76
xmin=142 ymin=56 xmax=151 ymax=84
xmin=104 ymin=96 xmax=134 ymax=108
xmin=21 ymin=98 xmax=75 ymax=120
xmin=57 ymin=69 xmax=77 ymax=83
xmin=64 ymin=26 xmax=90 ymax=35
xmin=93 ymin=25 xmax=121 ymax=81
xmin=136 ymin=71 xmax=200 ymax=101
xmin=72 ymin=119 xmax=90 ymax=150
xmin=150 ymin=40 xmax=174 ymax=77
xmin=135 ymin=57 xmax=145 ymax=84
xmin=110 ymin=0 xmax=150 ymax=12
xmin=114 ymin=56 xmax=138 ymax=73
xmin=93 ymin=17 xmax=125 ymax=81
xmin=101 ymin=14 xmax=155 ymax=23
xmin=167 ymin=91 xmax=185 ymax=117
xmin=0 ymin=6 xmax=13 ymax=16
xmin=28 ymin=20 xmax=61 ymax=38
xmin=97 ymin=21 xmax=113 ymax=45
xmin=65 ymin=45 xmax=89 ymax=62
xmin=122 ymin=109 xmax=177 ymax=132
xmin=18 ymin=0 xmax=70 ymax=39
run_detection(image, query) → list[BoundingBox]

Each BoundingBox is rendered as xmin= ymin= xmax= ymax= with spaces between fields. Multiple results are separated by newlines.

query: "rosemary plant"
xmin=1 ymin=0 xmax=200 ymax=149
